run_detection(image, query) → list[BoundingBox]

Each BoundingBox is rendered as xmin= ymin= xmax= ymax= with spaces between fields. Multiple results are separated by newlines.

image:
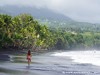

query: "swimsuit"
xmin=27 ymin=55 xmax=31 ymax=60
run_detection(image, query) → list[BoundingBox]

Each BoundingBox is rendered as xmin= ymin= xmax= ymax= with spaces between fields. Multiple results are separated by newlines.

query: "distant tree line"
xmin=0 ymin=14 xmax=100 ymax=50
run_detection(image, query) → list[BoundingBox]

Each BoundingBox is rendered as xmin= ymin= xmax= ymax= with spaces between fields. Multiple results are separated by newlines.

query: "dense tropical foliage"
xmin=0 ymin=14 xmax=100 ymax=50
xmin=0 ymin=14 xmax=54 ymax=50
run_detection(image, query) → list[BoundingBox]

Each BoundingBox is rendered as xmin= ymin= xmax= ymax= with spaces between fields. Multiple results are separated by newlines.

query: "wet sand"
xmin=0 ymin=51 xmax=100 ymax=75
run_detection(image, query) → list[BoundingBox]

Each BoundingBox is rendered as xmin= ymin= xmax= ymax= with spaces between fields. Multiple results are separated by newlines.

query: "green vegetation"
xmin=0 ymin=14 xmax=54 ymax=50
xmin=0 ymin=14 xmax=100 ymax=50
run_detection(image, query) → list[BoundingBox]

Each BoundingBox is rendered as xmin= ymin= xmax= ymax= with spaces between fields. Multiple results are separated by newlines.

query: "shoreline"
xmin=0 ymin=50 xmax=100 ymax=75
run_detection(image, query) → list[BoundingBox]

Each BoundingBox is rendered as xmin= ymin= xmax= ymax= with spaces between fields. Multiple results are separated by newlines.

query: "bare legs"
xmin=28 ymin=59 xmax=31 ymax=66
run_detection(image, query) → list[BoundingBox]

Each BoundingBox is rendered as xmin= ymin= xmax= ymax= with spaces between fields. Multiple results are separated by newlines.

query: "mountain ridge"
xmin=0 ymin=5 xmax=100 ymax=32
xmin=0 ymin=5 xmax=73 ymax=22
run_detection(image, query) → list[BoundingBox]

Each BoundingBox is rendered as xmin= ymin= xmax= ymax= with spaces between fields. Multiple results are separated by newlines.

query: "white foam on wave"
xmin=52 ymin=50 xmax=100 ymax=66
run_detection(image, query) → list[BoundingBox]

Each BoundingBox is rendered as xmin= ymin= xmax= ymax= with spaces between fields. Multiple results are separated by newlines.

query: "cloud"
xmin=0 ymin=0 xmax=100 ymax=23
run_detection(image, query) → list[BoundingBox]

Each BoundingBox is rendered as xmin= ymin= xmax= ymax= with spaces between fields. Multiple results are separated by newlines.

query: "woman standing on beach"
xmin=27 ymin=50 xmax=32 ymax=66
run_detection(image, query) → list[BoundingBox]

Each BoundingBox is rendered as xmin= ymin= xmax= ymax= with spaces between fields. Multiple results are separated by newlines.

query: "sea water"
xmin=52 ymin=50 xmax=100 ymax=66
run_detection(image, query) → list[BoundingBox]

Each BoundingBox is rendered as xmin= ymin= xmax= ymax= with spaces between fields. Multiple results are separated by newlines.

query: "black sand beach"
xmin=0 ymin=51 xmax=100 ymax=75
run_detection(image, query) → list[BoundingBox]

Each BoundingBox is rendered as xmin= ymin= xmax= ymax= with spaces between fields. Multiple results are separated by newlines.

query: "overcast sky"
xmin=0 ymin=0 xmax=100 ymax=23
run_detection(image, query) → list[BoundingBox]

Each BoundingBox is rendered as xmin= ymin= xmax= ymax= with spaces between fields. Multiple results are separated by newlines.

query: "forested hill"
xmin=0 ymin=5 xmax=72 ymax=21
xmin=0 ymin=5 xmax=100 ymax=50
xmin=0 ymin=5 xmax=100 ymax=32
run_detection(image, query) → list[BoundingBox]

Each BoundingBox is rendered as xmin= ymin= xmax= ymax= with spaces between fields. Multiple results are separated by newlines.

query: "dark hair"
xmin=27 ymin=50 xmax=31 ymax=55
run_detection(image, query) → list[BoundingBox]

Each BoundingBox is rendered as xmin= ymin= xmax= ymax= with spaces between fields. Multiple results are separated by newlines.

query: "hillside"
xmin=0 ymin=5 xmax=72 ymax=21
xmin=0 ymin=5 xmax=100 ymax=32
